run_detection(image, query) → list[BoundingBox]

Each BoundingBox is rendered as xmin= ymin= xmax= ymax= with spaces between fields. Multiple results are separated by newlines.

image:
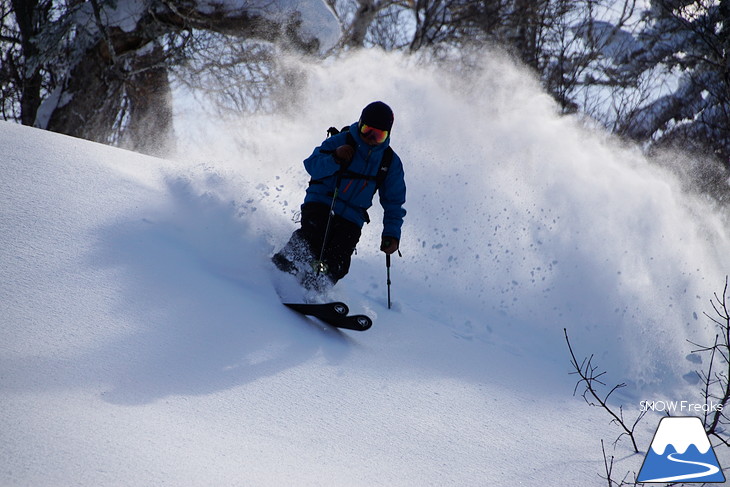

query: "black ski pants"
xmin=280 ymin=202 xmax=362 ymax=283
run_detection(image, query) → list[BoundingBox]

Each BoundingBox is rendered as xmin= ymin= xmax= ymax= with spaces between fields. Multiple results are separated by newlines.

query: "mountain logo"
xmin=637 ymin=416 xmax=725 ymax=483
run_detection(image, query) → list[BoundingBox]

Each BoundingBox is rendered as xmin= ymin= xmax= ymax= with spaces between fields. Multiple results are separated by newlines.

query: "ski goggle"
xmin=360 ymin=123 xmax=389 ymax=144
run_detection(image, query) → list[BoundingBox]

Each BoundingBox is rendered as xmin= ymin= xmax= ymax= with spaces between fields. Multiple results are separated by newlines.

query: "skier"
xmin=272 ymin=101 xmax=406 ymax=290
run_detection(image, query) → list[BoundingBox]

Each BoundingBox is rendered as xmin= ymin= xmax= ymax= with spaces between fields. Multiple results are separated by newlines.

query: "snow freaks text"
xmin=640 ymin=400 xmax=724 ymax=414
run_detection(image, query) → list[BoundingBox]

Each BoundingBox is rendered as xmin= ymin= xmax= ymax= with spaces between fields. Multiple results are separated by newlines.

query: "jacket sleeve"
xmin=303 ymin=133 xmax=346 ymax=180
xmin=379 ymin=153 xmax=407 ymax=241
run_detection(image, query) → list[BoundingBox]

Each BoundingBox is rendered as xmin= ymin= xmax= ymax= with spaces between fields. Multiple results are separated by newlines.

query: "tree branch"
xmin=565 ymin=328 xmax=645 ymax=453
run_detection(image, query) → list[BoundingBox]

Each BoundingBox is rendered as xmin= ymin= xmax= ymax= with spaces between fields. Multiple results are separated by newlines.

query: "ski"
xmin=283 ymin=302 xmax=373 ymax=331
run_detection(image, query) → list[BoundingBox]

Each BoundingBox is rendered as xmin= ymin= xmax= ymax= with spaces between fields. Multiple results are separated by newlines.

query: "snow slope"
xmin=2 ymin=50 xmax=729 ymax=485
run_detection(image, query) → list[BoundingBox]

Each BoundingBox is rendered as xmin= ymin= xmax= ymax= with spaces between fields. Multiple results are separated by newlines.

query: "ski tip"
xmin=351 ymin=315 xmax=373 ymax=331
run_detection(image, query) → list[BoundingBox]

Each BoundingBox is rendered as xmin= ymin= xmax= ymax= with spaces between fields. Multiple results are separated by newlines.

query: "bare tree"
xmin=689 ymin=277 xmax=730 ymax=448
xmin=325 ymin=0 xmax=411 ymax=49
xmin=1 ymin=0 xmax=328 ymax=155
xmin=1 ymin=0 xmax=52 ymax=126
xmin=392 ymin=0 xmax=643 ymax=115
xmin=172 ymin=32 xmax=293 ymax=119
xmin=564 ymin=328 xmax=646 ymax=454
xmin=618 ymin=0 xmax=730 ymax=166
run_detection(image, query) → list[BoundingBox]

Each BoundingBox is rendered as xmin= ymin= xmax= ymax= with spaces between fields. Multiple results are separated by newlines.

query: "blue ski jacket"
xmin=303 ymin=122 xmax=407 ymax=241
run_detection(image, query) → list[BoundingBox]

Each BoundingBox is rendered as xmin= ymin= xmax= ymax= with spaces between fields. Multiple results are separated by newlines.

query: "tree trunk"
xmin=33 ymin=0 xmax=322 ymax=156
xmin=120 ymin=46 xmax=176 ymax=156
xmin=10 ymin=0 xmax=44 ymax=126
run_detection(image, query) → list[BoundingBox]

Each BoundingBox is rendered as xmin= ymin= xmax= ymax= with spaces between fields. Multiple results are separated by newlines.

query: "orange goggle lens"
xmin=360 ymin=124 xmax=389 ymax=144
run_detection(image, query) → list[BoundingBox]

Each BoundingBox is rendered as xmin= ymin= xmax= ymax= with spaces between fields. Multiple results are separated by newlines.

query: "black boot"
xmin=271 ymin=252 xmax=297 ymax=276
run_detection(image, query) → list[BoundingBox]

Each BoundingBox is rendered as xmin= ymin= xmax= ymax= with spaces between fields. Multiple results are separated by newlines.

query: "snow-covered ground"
xmin=2 ymin=50 xmax=728 ymax=486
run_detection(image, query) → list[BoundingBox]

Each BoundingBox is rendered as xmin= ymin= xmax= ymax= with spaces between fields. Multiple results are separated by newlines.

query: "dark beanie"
xmin=360 ymin=101 xmax=394 ymax=131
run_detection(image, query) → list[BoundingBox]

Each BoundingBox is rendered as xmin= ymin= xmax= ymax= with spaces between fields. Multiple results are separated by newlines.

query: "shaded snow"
xmin=573 ymin=20 xmax=645 ymax=64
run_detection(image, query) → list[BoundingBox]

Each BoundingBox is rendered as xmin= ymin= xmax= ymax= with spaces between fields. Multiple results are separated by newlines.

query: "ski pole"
xmin=314 ymin=185 xmax=338 ymax=274
xmin=386 ymin=253 xmax=392 ymax=309
xmin=313 ymin=130 xmax=348 ymax=274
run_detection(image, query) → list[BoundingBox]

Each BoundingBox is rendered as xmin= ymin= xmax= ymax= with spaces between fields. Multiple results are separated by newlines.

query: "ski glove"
xmin=333 ymin=145 xmax=355 ymax=165
xmin=380 ymin=237 xmax=399 ymax=255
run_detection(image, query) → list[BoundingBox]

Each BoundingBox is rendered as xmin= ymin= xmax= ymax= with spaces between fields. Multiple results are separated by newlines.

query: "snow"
xmin=101 ymin=0 xmax=148 ymax=33
xmin=78 ymin=0 xmax=339 ymax=52
xmin=33 ymin=85 xmax=64 ymax=130
xmin=573 ymin=20 xmax=645 ymax=64
xmin=2 ymin=49 xmax=729 ymax=485
xmin=190 ymin=0 xmax=339 ymax=52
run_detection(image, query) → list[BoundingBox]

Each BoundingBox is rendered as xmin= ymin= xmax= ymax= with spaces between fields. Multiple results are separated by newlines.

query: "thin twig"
xmin=565 ymin=328 xmax=642 ymax=453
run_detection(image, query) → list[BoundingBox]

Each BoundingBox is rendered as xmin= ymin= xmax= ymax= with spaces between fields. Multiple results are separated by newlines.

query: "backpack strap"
xmin=314 ymin=126 xmax=394 ymax=194
xmin=345 ymin=131 xmax=356 ymax=149
xmin=375 ymin=147 xmax=393 ymax=191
